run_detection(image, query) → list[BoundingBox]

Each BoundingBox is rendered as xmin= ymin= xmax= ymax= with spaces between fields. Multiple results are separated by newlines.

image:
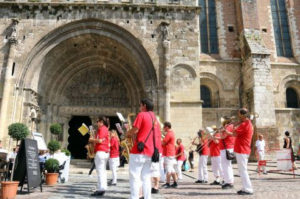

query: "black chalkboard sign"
xmin=13 ymin=138 xmax=42 ymax=193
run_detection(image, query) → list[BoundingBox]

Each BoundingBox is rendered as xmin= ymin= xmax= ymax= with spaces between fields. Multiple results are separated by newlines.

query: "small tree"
xmin=45 ymin=158 xmax=60 ymax=173
xmin=8 ymin=123 xmax=29 ymax=145
xmin=8 ymin=123 xmax=29 ymax=181
xmin=61 ymin=148 xmax=71 ymax=156
xmin=47 ymin=140 xmax=61 ymax=154
xmin=49 ymin=123 xmax=62 ymax=140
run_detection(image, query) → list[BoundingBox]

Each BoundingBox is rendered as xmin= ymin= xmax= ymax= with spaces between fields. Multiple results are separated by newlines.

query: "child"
xmin=109 ymin=130 xmax=120 ymax=186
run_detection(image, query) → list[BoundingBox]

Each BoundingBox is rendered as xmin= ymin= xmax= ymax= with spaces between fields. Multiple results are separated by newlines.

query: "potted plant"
xmin=49 ymin=123 xmax=62 ymax=140
xmin=47 ymin=140 xmax=61 ymax=154
xmin=1 ymin=123 xmax=29 ymax=199
xmin=44 ymin=158 xmax=59 ymax=185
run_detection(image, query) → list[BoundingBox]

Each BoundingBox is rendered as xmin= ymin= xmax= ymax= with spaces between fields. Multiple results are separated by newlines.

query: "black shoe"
xmin=108 ymin=181 xmax=117 ymax=186
xmin=195 ymin=180 xmax=203 ymax=183
xmin=139 ymin=197 xmax=144 ymax=199
xmin=91 ymin=191 xmax=105 ymax=196
xmin=162 ymin=183 xmax=170 ymax=188
xmin=151 ymin=188 xmax=159 ymax=194
xmin=171 ymin=182 xmax=178 ymax=188
xmin=222 ymin=183 xmax=234 ymax=189
xmin=202 ymin=180 xmax=208 ymax=184
xmin=237 ymin=190 xmax=253 ymax=195
xmin=210 ymin=180 xmax=220 ymax=185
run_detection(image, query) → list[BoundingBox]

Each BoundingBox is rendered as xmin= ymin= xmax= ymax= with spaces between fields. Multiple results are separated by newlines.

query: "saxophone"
xmin=86 ymin=125 xmax=96 ymax=159
xmin=119 ymin=113 xmax=136 ymax=162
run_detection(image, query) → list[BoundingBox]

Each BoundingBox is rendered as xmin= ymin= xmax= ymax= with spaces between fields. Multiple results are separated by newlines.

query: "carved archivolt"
xmin=171 ymin=64 xmax=196 ymax=90
xmin=276 ymin=74 xmax=300 ymax=93
xmin=61 ymin=67 xmax=130 ymax=107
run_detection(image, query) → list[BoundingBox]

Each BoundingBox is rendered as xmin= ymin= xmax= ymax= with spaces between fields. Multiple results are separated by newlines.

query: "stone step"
xmin=70 ymin=159 xmax=93 ymax=169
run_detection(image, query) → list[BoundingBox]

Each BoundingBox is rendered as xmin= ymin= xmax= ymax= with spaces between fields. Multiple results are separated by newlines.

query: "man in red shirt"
xmin=225 ymin=108 xmax=253 ymax=195
xmin=192 ymin=130 xmax=209 ymax=183
xmin=126 ymin=98 xmax=160 ymax=199
xmin=89 ymin=116 xmax=110 ymax=196
xmin=209 ymin=129 xmax=223 ymax=185
xmin=175 ymin=138 xmax=185 ymax=180
xmin=162 ymin=122 xmax=177 ymax=188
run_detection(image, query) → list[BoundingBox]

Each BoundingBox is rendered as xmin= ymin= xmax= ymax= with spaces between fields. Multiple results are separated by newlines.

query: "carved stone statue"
xmin=160 ymin=21 xmax=170 ymax=41
xmin=9 ymin=19 xmax=19 ymax=43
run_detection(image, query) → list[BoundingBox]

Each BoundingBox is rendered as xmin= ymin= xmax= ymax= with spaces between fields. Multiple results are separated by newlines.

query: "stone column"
xmin=160 ymin=22 xmax=171 ymax=122
xmin=163 ymin=40 xmax=171 ymax=122
xmin=0 ymin=19 xmax=19 ymax=148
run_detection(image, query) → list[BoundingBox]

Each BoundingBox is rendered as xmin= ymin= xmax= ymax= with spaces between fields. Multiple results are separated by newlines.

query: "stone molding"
xmin=0 ymin=1 xmax=200 ymax=13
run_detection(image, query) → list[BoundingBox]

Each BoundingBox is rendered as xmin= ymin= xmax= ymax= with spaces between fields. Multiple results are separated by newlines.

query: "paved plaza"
xmin=15 ymin=162 xmax=300 ymax=199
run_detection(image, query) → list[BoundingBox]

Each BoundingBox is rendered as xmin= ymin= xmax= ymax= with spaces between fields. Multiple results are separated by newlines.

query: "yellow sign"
xmin=78 ymin=123 xmax=89 ymax=136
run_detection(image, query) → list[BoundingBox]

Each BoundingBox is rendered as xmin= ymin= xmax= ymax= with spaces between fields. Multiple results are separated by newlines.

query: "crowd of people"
xmin=88 ymin=98 xmax=297 ymax=199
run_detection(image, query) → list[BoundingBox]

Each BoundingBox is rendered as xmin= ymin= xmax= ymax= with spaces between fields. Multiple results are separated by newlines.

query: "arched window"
xmin=286 ymin=87 xmax=299 ymax=108
xmin=271 ymin=0 xmax=293 ymax=57
xmin=201 ymin=85 xmax=212 ymax=108
xmin=199 ymin=0 xmax=219 ymax=54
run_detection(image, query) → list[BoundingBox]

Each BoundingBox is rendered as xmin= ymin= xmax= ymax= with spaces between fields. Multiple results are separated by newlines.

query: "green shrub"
xmin=61 ymin=148 xmax=71 ymax=156
xmin=8 ymin=123 xmax=29 ymax=143
xmin=47 ymin=140 xmax=61 ymax=153
xmin=45 ymin=158 xmax=60 ymax=173
xmin=49 ymin=123 xmax=63 ymax=136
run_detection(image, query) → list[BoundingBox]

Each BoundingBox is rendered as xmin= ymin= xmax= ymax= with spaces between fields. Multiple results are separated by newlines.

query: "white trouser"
xmin=198 ymin=155 xmax=208 ymax=181
xmin=257 ymin=151 xmax=267 ymax=173
xmin=109 ymin=157 xmax=120 ymax=184
xmin=94 ymin=151 xmax=109 ymax=191
xmin=129 ymin=154 xmax=152 ymax=199
xmin=220 ymin=149 xmax=234 ymax=184
xmin=165 ymin=157 xmax=176 ymax=173
xmin=159 ymin=155 xmax=165 ymax=182
xmin=176 ymin=160 xmax=184 ymax=180
xmin=211 ymin=156 xmax=223 ymax=182
xmin=236 ymin=153 xmax=253 ymax=193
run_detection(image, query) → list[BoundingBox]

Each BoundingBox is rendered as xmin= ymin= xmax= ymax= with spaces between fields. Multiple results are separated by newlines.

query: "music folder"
xmin=78 ymin=123 xmax=89 ymax=136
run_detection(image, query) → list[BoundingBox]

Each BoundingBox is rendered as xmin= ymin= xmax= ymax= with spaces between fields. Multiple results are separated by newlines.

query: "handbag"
xmin=149 ymin=113 xmax=159 ymax=163
xmin=222 ymin=138 xmax=235 ymax=160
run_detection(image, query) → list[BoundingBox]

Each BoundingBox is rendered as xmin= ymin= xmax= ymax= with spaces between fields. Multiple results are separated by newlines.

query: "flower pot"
xmin=45 ymin=173 xmax=58 ymax=186
xmin=1 ymin=181 xmax=19 ymax=199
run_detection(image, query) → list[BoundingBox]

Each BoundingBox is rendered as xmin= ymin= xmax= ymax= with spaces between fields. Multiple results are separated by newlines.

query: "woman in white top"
xmin=255 ymin=134 xmax=266 ymax=174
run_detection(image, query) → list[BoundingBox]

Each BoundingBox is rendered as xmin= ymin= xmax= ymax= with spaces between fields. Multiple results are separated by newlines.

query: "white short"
xmin=151 ymin=162 xmax=160 ymax=177
xmin=165 ymin=157 xmax=176 ymax=173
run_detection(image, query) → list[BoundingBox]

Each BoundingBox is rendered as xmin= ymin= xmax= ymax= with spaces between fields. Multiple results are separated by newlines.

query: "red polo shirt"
xmin=201 ymin=138 xmax=210 ymax=156
xmin=162 ymin=130 xmax=175 ymax=157
xmin=234 ymin=119 xmax=253 ymax=155
xmin=130 ymin=111 xmax=159 ymax=157
xmin=219 ymin=124 xmax=236 ymax=150
xmin=176 ymin=144 xmax=185 ymax=161
xmin=94 ymin=125 xmax=109 ymax=153
xmin=209 ymin=134 xmax=220 ymax=157
xmin=110 ymin=137 xmax=119 ymax=158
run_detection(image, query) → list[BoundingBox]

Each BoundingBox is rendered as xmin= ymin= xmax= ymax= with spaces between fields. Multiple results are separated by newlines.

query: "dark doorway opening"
xmin=108 ymin=116 xmax=122 ymax=131
xmin=68 ymin=116 xmax=92 ymax=159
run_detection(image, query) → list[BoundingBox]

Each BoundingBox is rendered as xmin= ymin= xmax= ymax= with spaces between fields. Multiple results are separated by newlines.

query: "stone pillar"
xmin=235 ymin=0 xmax=280 ymax=157
xmin=160 ymin=22 xmax=171 ymax=122
xmin=163 ymin=40 xmax=171 ymax=122
xmin=0 ymin=19 xmax=19 ymax=148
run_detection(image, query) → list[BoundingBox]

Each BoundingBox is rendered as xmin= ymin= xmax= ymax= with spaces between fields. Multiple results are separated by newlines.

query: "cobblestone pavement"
xmin=16 ymin=162 xmax=300 ymax=199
